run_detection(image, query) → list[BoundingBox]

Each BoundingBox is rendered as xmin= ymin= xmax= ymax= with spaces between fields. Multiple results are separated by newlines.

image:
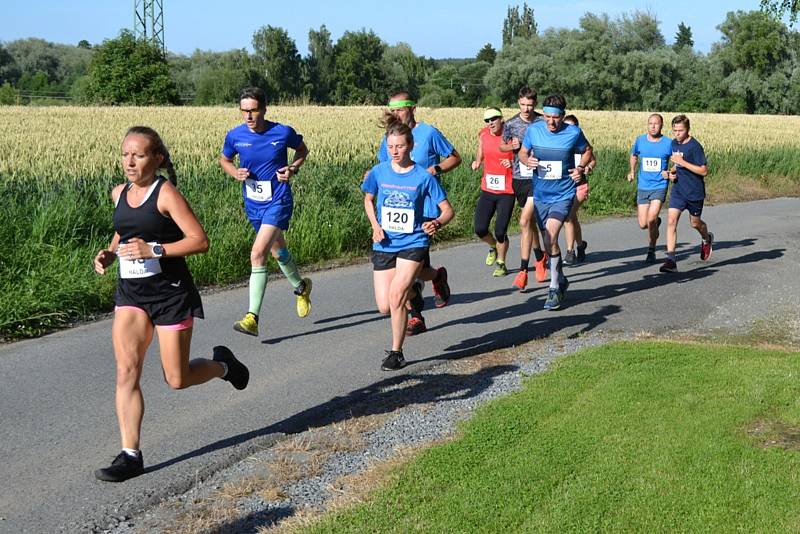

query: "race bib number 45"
xmin=486 ymin=173 xmax=506 ymax=191
xmin=642 ymin=157 xmax=661 ymax=172
xmin=245 ymin=178 xmax=272 ymax=202
xmin=380 ymin=205 xmax=414 ymax=234
xmin=539 ymin=161 xmax=563 ymax=180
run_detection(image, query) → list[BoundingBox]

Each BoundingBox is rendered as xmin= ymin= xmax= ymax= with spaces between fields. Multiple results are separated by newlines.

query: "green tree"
xmin=714 ymin=10 xmax=790 ymax=75
xmin=305 ymin=25 xmax=334 ymax=103
xmin=0 ymin=81 xmax=20 ymax=104
xmin=85 ymin=30 xmax=179 ymax=105
xmin=194 ymin=66 xmax=251 ymax=105
xmin=760 ymin=0 xmax=800 ymax=24
xmin=0 ymin=44 xmax=20 ymax=85
xmin=332 ymin=30 xmax=387 ymax=104
xmin=502 ymin=3 xmax=537 ymax=46
xmin=382 ymin=43 xmax=431 ymax=100
xmin=251 ymin=25 xmax=302 ymax=102
xmin=77 ymin=40 xmax=92 ymax=50
xmin=476 ymin=43 xmax=497 ymax=64
xmin=674 ymin=22 xmax=694 ymax=50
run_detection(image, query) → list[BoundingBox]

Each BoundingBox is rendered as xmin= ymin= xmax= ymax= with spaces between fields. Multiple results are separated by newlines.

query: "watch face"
xmin=153 ymin=245 xmax=163 ymax=256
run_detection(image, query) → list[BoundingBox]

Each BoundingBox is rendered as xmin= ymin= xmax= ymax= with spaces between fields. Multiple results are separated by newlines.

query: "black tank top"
xmin=113 ymin=177 xmax=192 ymax=288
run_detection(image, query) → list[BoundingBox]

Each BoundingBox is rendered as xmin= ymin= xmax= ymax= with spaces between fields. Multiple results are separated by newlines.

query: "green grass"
xmin=308 ymin=341 xmax=800 ymax=533
xmin=1 ymin=148 xmax=798 ymax=339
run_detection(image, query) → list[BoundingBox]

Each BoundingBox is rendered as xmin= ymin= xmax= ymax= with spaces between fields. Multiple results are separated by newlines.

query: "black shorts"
xmin=115 ymin=276 xmax=204 ymax=326
xmin=372 ymin=247 xmax=429 ymax=271
xmin=512 ymin=179 xmax=532 ymax=207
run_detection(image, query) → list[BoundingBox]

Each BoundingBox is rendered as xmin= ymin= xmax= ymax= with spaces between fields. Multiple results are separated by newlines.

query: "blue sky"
xmin=1 ymin=0 xmax=774 ymax=58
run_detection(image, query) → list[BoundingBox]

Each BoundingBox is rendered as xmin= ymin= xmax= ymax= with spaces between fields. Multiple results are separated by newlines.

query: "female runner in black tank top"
xmin=93 ymin=126 xmax=250 ymax=483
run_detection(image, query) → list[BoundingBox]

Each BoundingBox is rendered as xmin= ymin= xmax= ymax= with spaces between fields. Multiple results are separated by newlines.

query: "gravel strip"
xmin=99 ymin=332 xmax=615 ymax=533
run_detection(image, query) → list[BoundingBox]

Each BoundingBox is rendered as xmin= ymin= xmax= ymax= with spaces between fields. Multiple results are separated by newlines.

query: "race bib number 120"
xmin=380 ymin=205 xmax=414 ymax=234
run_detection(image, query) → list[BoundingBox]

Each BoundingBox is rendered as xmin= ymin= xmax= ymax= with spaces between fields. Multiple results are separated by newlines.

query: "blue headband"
xmin=543 ymin=106 xmax=565 ymax=115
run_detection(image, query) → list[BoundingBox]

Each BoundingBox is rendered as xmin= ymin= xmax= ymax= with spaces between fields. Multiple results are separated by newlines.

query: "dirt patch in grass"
xmin=707 ymin=173 xmax=800 ymax=204
xmin=746 ymin=418 xmax=800 ymax=451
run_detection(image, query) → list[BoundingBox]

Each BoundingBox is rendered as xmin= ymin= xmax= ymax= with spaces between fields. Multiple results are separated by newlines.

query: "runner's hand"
xmin=422 ymin=221 xmax=439 ymax=236
xmin=235 ymin=167 xmax=250 ymax=182
xmin=117 ymin=238 xmax=152 ymax=261
xmin=627 ymin=172 xmax=635 ymax=182
xmin=500 ymin=159 xmax=511 ymax=169
xmin=569 ymin=167 xmax=583 ymax=182
xmin=276 ymin=165 xmax=293 ymax=182
xmin=470 ymin=160 xmax=480 ymax=171
xmin=371 ymin=226 xmax=385 ymax=243
xmin=526 ymin=155 xmax=539 ymax=168
xmin=94 ymin=249 xmax=116 ymax=275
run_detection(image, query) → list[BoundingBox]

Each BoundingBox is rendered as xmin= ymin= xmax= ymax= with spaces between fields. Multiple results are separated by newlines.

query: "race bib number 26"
xmin=486 ymin=173 xmax=506 ymax=191
xmin=380 ymin=205 xmax=414 ymax=234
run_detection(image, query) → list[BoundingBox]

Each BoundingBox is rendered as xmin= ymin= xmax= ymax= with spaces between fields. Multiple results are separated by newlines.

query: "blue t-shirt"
xmin=631 ymin=134 xmax=672 ymax=191
xmin=377 ymin=122 xmax=455 ymax=218
xmin=361 ymin=162 xmax=447 ymax=253
xmin=221 ymin=122 xmax=303 ymax=206
xmin=522 ymin=121 xmax=589 ymax=203
xmin=671 ymin=137 xmax=707 ymax=201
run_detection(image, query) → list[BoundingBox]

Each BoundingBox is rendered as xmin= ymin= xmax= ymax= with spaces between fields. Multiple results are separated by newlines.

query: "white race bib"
xmin=380 ymin=205 xmax=415 ymax=234
xmin=486 ymin=173 xmax=506 ymax=191
xmin=539 ymin=161 xmax=563 ymax=180
xmin=119 ymin=242 xmax=162 ymax=279
xmin=642 ymin=157 xmax=661 ymax=172
xmin=518 ymin=161 xmax=534 ymax=178
xmin=245 ymin=178 xmax=272 ymax=202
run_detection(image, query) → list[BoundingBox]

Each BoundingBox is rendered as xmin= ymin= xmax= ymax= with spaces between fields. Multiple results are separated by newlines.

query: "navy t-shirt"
xmin=671 ymin=137 xmax=707 ymax=201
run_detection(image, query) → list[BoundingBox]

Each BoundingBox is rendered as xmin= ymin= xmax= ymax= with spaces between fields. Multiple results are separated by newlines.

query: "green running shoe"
xmin=492 ymin=261 xmax=508 ymax=277
xmin=485 ymin=248 xmax=498 ymax=266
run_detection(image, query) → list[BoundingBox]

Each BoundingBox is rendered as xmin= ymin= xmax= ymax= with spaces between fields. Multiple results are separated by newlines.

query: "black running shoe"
xmin=563 ymin=249 xmax=576 ymax=266
xmin=432 ymin=267 xmax=450 ymax=308
xmin=95 ymin=451 xmax=144 ymax=482
xmin=381 ymin=350 xmax=406 ymax=371
xmin=213 ymin=346 xmax=249 ymax=390
xmin=645 ymin=248 xmax=657 ymax=263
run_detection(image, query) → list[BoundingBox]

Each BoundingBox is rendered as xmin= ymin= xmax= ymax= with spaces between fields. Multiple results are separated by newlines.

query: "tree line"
xmin=1 ymin=4 xmax=799 ymax=114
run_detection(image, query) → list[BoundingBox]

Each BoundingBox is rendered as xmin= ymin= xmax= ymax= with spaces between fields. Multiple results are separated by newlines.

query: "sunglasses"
xmin=484 ymin=116 xmax=501 ymax=123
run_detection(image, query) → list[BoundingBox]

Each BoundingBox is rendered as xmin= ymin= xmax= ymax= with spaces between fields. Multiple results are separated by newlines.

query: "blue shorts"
xmin=534 ymin=197 xmax=574 ymax=230
xmin=669 ymin=191 xmax=704 ymax=216
xmin=637 ymin=188 xmax=668 ymax=205
xmin=245 ymin=197 xmax=293 ymax=232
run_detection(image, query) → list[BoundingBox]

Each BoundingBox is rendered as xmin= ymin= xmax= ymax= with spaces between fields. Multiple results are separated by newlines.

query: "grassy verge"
xmin=306 ymin=341 xmax=800 ymax=533
xmin=1 ymin=148 xmax=798 ymax=339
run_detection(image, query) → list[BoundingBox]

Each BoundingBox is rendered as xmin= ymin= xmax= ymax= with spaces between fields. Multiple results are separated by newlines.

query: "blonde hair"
xmin=124 ymin=126 xmax=177 ymax=186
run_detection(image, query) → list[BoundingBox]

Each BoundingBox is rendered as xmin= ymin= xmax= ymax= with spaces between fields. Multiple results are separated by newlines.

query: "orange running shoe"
xmin=534 ymin=253 xmax=549 ymax=283
xmin=512 ymin=270 xmax=528 ymax=291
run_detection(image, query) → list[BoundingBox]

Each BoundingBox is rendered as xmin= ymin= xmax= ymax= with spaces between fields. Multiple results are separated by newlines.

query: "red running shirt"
xmin=478 ymin=127 xmax=514 ymax=194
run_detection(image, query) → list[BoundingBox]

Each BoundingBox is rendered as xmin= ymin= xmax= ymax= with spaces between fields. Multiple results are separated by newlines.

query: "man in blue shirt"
xmin=519 ymin=94 xmax=593 ymax=310
xmin=628 ymin=113 xmax=673 ymax=263
xmin=219 ymin=87 xmax=312 ymax=337
xmin=376 ymin=90 xmax=462 ymax=335
xmin=659 ymin=114 xmax=714 ymax=273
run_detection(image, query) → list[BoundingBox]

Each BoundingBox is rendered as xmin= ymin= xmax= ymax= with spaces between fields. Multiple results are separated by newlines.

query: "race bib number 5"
xmin=245 ymin=178 xmax=272 ymax=202
xmin=119 ymin=242 xmax=162 ymax=279
xmin=539 ymin=161 xmax=563 ymax=180
xmin=642 ymin=157 xmax=661 ymax=172
xmin=486 ymin=173 xmax=506 ymax=191
xmin=380 ymin=205 xmax=414 ymax=234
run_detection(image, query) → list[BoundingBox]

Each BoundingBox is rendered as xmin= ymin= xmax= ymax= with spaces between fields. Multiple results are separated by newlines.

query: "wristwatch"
xmin=289 ymin=165 xmax=300 ymax=174
xmin=152 ymin=243 xmax=164 ymax=258
xmin=434 ymin=164 xmax=443 ymax=175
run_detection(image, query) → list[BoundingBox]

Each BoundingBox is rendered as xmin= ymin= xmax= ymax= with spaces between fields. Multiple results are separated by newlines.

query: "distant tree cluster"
xmin=1 ymin=4 xmax=799 ymax=113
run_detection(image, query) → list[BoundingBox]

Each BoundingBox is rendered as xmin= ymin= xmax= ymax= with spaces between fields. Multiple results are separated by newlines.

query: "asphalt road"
xmin=1 ymin=198 xmax=797 ymax=532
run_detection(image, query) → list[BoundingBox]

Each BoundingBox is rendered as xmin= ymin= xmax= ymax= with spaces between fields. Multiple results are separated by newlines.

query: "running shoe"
xmin=559 ymin=276 xmax=570 ymax=298
xmin=409 ymin=282 xmax=424 ymax=314
xmin=659 ymin=258 xmax=677 ymax=273
xmin=576 ymin=241 xmax=588 ymax=263
xmin=563 ymin=249 xmax=576 ymax=266
xmin=233 ymin=312 xmax=259 ymax=336
xmin=492 ymin=261 xmax=508 ymax=277
xmin=95 ymin=451 xmax=144 ymax=482
xmin=432 ymin=267 xmax=450 ymax=308
xmin=700 ymin=232 xmax=714 ymax=261
xmin=543 ymin=288 xmax=563 ymax=310
xmin=645 ymin=248 xmax=657 ymax=264
xmin=485 ymin=248 xmax=498 ymax=266
xmin=406 ymin=316 xmax=427 ymax=336
xmin=213 ymin=345 xmax=250 ymax=390
xmin=381 ymin=350 xmax=406 ymax=371
xmin=512 ymin=270 xmax=528 ymax=291
xmin=295 ymin=278 xmax=313 ymax=318
xmin=534 ymin=253 xmax=549 ymax=283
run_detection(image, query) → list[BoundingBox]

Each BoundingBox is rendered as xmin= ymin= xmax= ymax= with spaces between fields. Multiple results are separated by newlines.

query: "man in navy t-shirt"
xmin=659 ymin=114 xmax=714 ymax=273
xmin=219 ymin=87 xmax=312 ymax=336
